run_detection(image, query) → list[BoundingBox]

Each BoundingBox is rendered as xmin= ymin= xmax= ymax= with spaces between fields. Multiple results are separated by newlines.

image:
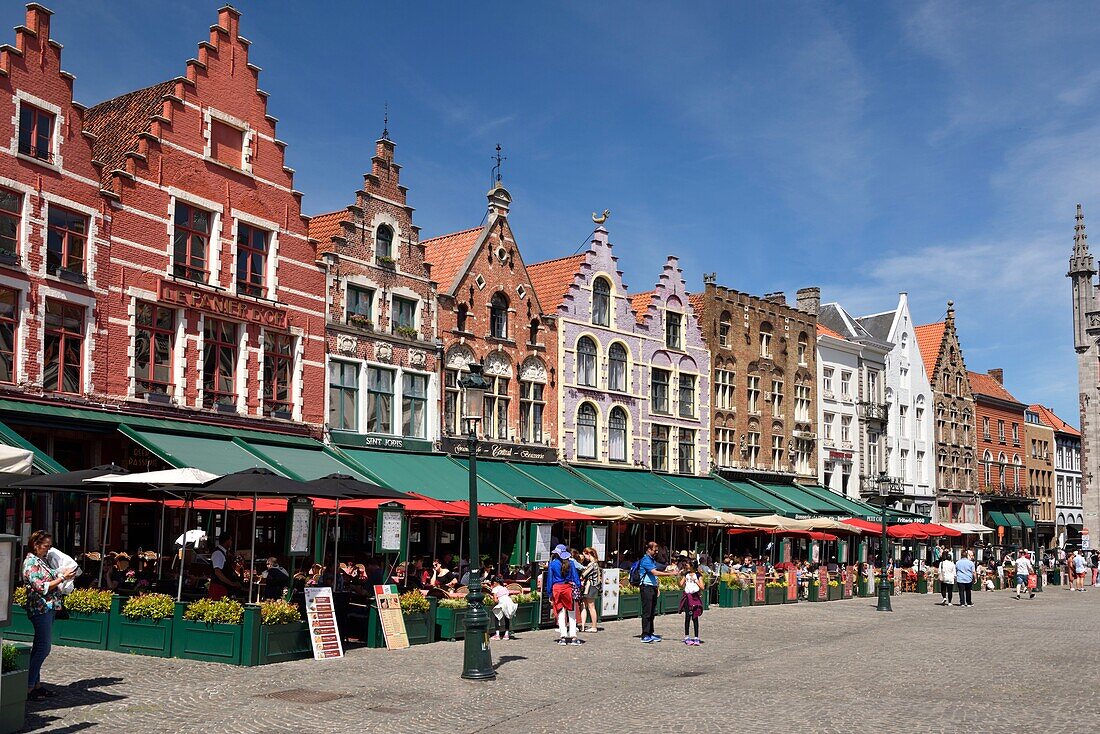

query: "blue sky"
xmin=39 ymin=1 xmax=1093 ymax=423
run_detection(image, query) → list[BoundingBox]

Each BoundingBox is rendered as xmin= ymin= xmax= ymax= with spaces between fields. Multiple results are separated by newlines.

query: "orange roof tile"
xmin=914 ymin=322 xmax=945 ymax=379
xmin=967 ymin=371 xmax=1022 ymax=404
xmin=687 ymin=292 xmax=705 ymax=320
xmin=307 ymin=211 xmax=346 ymax=251
xmin=86 ymin=81 xmax=176 ymax=186
xmin=1030 ymin=404 xmax=1081 ymax=436
xmin=816 ymin=324 xmax=846 ymax=341
xmin=631 ymin=290 xmax=655 ymax=323
xmin=421 ymin=226 xmax=484 ymax=292
xmin=527 ymin=254 xmax=585 ymax=312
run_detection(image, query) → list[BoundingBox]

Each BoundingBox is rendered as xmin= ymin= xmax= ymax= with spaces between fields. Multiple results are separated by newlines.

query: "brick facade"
xmin=424 ymin=184 xmax=557 ymax=452
xmin=311 ymin=134 xmax=439 ymax=447
xmin=970 ymin=369 xmax=1028 ymax=497
xmin=694 ymin=281 xmax=817 ymax=480
xmin=1024 ymin=407 xmax=1055 ymax=539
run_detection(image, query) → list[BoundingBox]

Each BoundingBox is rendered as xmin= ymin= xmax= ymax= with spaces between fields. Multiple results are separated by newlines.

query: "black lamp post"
xmin=459 ymin=363 xmax=495 ymax=681
xmin=876 ymin=471 xmax=898 ymax=612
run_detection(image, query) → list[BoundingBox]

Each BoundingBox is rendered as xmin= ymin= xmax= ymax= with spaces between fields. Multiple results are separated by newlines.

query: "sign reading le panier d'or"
xmin=158 ymin=278 xmax=289 ymax=330
xmin=440 ymin=436 xmax=556 ymax=463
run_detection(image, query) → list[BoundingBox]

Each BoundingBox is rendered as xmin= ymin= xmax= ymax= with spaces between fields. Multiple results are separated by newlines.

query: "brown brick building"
xmin=423 ymin=183 xmax=557 ymax=458
xmin=310 ymin=132 xmax=439 ymax=453
xmin=1024 ymin=405 xmax=1055 ymax=546
xmin=691 ymin=280 xmax=817 ymax=480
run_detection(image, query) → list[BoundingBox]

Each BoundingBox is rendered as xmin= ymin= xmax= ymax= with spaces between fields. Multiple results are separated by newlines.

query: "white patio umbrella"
xmin=557 ymin=505 xmax=636 ymax=521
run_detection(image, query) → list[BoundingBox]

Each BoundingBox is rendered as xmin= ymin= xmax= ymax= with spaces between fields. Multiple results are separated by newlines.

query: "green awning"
xmin=795 ymin=483 xmax=876 ymax=518
xmin=571 ymin=466 xmax=707 ymax=508
xmin=721 ymin=480 xmax=806 ymax=516
xmin=335 ymin=449 xmax=516 ymax=504
xmin=659 ymin=474 xmax=773 ymax=514
xmin=1017 ymin=512 xmax=1036 ymax=528
xmin=1003 ymin=512 xmax=1023 ymax=528
xmin=0 ymin=419 xmax=64 ymax=473
xmin=241 ymin=440 xmax=374 ymax=482
xmin=749 ymin=481 xmax=844 ymax=516
xmin=120 ymin=426 xmax=283 ymax=476
xmin=508 ymin=463 xmax=623 ymax=506
xmin=452 ymin=459 xmax=568 ymax=504
xmin=987 ymin=510 xmax=1010 ymax=528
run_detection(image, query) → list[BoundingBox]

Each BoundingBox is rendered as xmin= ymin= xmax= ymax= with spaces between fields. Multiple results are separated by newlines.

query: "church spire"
xmin=1070 ymin=203 xmax=1096 ymax=277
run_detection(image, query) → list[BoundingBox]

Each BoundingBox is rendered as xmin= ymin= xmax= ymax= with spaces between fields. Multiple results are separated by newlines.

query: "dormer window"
xmin=490 ymin=292 xmax=509 ymax=339
xmin=18 ymin=104 xmax=53 ymax=162
xmin=376 ymin=225 xmax=394 ymax=261
xmin=665 ymin=312 xmax=683 ymax=350
xmin=592 ymin=277 xmax=611 ymax=327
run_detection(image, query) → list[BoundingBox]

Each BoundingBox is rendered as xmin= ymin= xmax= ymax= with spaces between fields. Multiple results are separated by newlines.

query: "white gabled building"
xmin=816 ymin=324 xmax=862 ymax=499
xmin=857 ymin=294 xmax=936 ymax=517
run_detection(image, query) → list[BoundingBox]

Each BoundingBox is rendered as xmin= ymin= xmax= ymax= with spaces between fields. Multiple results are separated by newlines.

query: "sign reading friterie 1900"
xmin=158 ymin=278 xmax=289 ymax=329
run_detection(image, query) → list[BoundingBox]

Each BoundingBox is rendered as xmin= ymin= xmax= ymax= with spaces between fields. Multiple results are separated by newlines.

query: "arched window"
xmin=900 ymin=332 xmax=908 ymax=355
xmin=608 ymin=407 xmax=627 ymax=462
xmin=577 ymin=403 xmax=598 ymax=459
xmin=490 ymin=293 xmax=508 ymax=339
xmin=759 ymin=322 xmax=773 ymax=358
xmin=608 ymin=342 xmax=627 ymax=391
xmin=577 ymin=337 xmax=597 ymax=386
xmin=719 ymin=312 xmax=731 ymax=348
xmin=376 ymin=225 xmax=394 ymax=260
xmin=998 ymin=452 xmax=1007 ymax=489
xmin=1013 ymin=455 xmax=1021 ymax=489
xmin=592 ymin=277 xmax=611 ymax=327
xmin=983 ymin=450 xmax=992 ymax=486
xmin=797 ymin=332 xmax=808 ymax=366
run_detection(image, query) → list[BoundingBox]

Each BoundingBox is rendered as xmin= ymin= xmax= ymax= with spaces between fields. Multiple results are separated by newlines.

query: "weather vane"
xmin=382 ymin=101 xmax=389 ymax=140
xmin=491 ymin=144 xmax=506 ymax=185
xmin=592 ymin=209 xmax=611 ymax=224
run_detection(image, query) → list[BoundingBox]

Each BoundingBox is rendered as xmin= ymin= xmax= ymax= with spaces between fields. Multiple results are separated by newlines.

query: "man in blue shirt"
xmin=954 ymin=551 xmax=975 ymax=607
xmin=639 ymin=541 xmax=673 ymax=643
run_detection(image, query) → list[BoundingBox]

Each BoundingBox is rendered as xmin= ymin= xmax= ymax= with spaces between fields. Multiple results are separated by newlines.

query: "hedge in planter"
xmin=435 ymin=599 xmax=468 ymax=641
xmin=827 ymin=581 xmax=842 ymax=601
xmin=54 ymin=589 xmax=113 ymax=650
xmin=246 ymin=600 xmax=310 ymax=666
xmin=617 ymin=585 xmax=641 ymax=618
xmin=5 ymin=588 xmax=32 ymax=644
xmin=510 ymin=593 xmax=540 ymax=632
xmin=108 ymin=593 xmax=174 ymax=657
xmin=764 ymin=583 xmax=786 ymax=605
xmin=172 ymin=598 xmax=245 ymax=665
xmin=717 ymin=580 xmax=743 ymax=608
xmin=0 ymin=644 xmax=26 ymax=734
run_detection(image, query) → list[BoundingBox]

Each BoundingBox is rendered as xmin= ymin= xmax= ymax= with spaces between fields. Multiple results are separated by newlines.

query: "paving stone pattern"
xmin=20 ymin=590 xmax=1100 ymax=733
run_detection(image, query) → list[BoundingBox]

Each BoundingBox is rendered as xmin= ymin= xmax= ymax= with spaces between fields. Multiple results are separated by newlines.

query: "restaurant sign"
xmin=440 ymin=437 xmax=556 ymax=463
xmin=330 ymin=431 xmax=433 ymax=453
xmin=828 ymin=451 xmax=853 ymax=463
xmin=158 ymin=278 xmax=289 ymax=330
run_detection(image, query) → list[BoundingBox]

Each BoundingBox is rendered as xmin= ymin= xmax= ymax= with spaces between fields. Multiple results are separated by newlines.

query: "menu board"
xmin=379 ymin=510 xmax=403 ymax=553
xmin=534 ymin=524 xmax=552 ymax=563
xmin=600 ymin=568 xmax=620 ymax=617
xmin=589 ymin=525 xmax=607 ymax=563
xmin=843 ymin=567 xmax=853 ymax=598
xmin=817 ymin=568 xmax=827 ymax=600
xmin=786 ymin=569 xmax=798 ymax=601
xmin=754 ymin=568 xmax=766 ymax=603
xmin=289 ymin=504 xmax=311 ymax=556
xmin=304 ymin=587 xmax=344 ymax=660
xmin=374 ymin=584 xmax=409 ymax=650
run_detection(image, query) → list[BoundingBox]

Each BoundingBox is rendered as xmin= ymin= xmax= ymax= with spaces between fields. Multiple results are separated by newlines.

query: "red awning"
xmin=445 ymin=501 xmax=544 ymax=521
xmin=842 ymin=518 xmax=882 ymax=534
xmin=527 ymin=507 xmax=591 ymax=522
xmin=889 ymin=523 xmax=932 ymax=539
xmin=94 ymin=496 xmax=157 ymax=504
xmin=921 ymin=523 xmax=963 ymax=538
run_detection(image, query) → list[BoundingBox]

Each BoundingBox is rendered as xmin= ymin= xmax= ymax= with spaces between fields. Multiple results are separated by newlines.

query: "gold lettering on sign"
xmin=158 ymin=279 xmax=289 ymax=330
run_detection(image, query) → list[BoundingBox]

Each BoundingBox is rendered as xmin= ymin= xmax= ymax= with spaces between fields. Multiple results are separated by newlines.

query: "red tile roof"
xmin=85 ymin=81 xmax=176 ymax=186
xmin=630 ymin=290 xmax=655 ymax=323
xmin=967 ymin=371 xmax=1021 ymax=404
xmin=307 ymin=210 xmax=346 ymax=251
xmin=817 ymin=324 xmax=846 ymax=341
xmin=421 ymin=226 xmax=483 ymax=292
xmin=527 ymin=254 xmax=585 ymax=312
xmin=1030 ymin=404 xmax=1081 ymax=436
xmin=687 ymin=292 xmax=705 ymax=320
xmin=914 ymin=322 xmax=945 ymax=379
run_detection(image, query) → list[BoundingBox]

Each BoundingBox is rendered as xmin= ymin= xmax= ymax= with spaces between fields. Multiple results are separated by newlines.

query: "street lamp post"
xmin=876 ymin=471 xmax=895 ymax=613
xmin=459 ymin=363 xmax=495 ymax=681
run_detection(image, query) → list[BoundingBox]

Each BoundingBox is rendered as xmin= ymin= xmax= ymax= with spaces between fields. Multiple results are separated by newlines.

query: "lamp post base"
xmin=876 ymin=581 xmax=893 ymax=612
xmin=461 ymin=581 xmax=496 ymax=681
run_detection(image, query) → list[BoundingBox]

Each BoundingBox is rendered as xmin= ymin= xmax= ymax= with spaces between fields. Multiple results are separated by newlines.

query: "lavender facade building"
xmin=528 ymin=225 xmax=710 ymax=474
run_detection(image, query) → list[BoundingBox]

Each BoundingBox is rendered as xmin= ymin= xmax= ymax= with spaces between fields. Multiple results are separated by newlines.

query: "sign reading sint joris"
xmin=158 ymin=278 xmax=289 ymax=329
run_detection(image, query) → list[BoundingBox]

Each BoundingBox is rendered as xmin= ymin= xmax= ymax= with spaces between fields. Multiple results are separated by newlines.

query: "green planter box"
xmin=511 ymin=602 xmax=538 ymax=632
xmin=4 ymin=607 xmax=32 ymax=643
xmin=54 ymin=611 xmax=110 ymax=650
xmin=702 ymin=591 xmax=710 ymax=610
xmin=659 ymin=590 xmax=683 ymax=615
xmin=1050 ymin=569 xmax=1061 ymax=585
xmin=740 ymin=588 xmax=755 ymax=607
xmin=809 ymin=584 xmax=822 ymax=600
xmin=717 ymin=583 xmax=739 ymax=608
xmin=434 ymin=605 xmax=467 ymax=641
xmin=827 ymin=584 xmax=842 ymax=601
xmin=765 ymin=587 xmax=785 ymax=605
xmin=171 ymin=601 xmax=244 ymax=666
xmin=0 ymin=669 xmax=27 ymax=734
xmin=365 ymin=605 xmax=436 ymax=648
xmin=617 ymin=593 xmax=641 ymax=619
xmin=916 ymin=579 xmax=928 ymax=594
xmin=106 ymin=595 xmax=173 ymax=658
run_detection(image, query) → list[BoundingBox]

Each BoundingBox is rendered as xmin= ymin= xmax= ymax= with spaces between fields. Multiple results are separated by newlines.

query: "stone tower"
xmin=1068 ymin=204 xmax=1100 ymax=546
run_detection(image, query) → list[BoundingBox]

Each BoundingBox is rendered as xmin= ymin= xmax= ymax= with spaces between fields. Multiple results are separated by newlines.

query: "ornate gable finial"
xmin=945 ymin=300 xmax=955 ymax=326
xmin=1075 ymin=203 xmax=1089 ymax=256
xmin=382 ymin=101 xmax=389 ymax=141
xmin=492 ymin=143 xmax=506 ymax=185
xmin=592 ymin=209 xmax=610 ymax=225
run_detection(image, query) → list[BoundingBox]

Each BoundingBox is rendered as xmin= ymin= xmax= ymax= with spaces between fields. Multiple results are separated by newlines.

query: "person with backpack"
xmin=548 ymin=546 xmax=582 ymax=646
xmin=633 ymin=541 xmax=674 ymax=643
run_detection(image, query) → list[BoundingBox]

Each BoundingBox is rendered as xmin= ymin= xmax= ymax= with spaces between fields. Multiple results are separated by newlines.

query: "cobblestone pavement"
xmin=18 ymin=588 xmax=1100 ymax=733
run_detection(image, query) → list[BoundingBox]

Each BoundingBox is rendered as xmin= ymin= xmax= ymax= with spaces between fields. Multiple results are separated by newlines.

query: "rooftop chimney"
xmin=796 ymin=287 xmax=820 ymax=316
xmin=763 ymin=292 xmax=787 ymax=306
xmin=988 ymin=368 xmax=1003 ymax=385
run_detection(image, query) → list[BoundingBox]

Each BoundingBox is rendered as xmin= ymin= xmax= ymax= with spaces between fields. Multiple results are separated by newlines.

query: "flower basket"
xmin=107 ymin=594 xmax=174 ymax=658
xmin=171 ymin=600 xmax=245 ymax=666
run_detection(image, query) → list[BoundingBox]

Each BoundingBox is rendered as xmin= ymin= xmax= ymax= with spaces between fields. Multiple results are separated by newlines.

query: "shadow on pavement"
xmin=493 ymin=655 xmax=526 ymax=670
xmin=27 ymin=676 xmax=127 ymax=713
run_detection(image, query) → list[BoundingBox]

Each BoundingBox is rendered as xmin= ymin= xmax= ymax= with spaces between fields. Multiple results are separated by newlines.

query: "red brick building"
xmin=423 ymin=183 xmax=558 ymax=458
xmin=310 ymin=132 xmax=440 ymax=452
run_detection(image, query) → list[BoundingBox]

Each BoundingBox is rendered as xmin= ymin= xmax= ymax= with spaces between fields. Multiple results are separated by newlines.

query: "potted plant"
xmin=827 ymin=579 xmax=842 ymax=601
xmin=245 ymin=599 xmax=310 ymax=665
xmin=53 ymin=588 xmax=112 ymax=650
xmin=348 ymin=313 xmax=373 ymax=330
xmin=915 ymin=571 xmax=929 ymax=595
xmin=108 ymin=593 xmax=175 ymax=657
xmin=765 ymin=581 xmax=786 ymax=605
xmin=0 ymin=644 xmax=27 ymax=734
xmin=376 ymin=255 xmax=396 ymax=268
xmin=434 ymin=598 xmax=468 ymax=641
xmin=5 ymin=587 xmax=32 ymax=643
xmin=172 ymin=598 xmax=246 ymax=665
xmin=809 ymin=579 xmax=823 ymax=601
xmin=617 ymin=581 xmax=641 ymax=618
xmin=657 ymin=576 xmax=683 ymax=614
xmin=510 ymin=592 xmax=540 ymax=632
xmin=370 ymin=591 xmax=438 ymax=647
xmin=394 ymin=325 xmax=418 ymax=340
xmin=717 ymin=574 xmax=742 ymax=608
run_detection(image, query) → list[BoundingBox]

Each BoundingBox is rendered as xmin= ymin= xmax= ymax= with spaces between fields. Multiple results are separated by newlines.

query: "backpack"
xmin=628 ymin=559 xmax=643 ymax=587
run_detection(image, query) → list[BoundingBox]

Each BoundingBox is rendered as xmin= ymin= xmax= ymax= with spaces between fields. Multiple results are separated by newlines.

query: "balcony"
xmin=858 ymin=474 xmax=904 ymax=498
xmin=858 ymin=402 xmax=889 ymax=424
